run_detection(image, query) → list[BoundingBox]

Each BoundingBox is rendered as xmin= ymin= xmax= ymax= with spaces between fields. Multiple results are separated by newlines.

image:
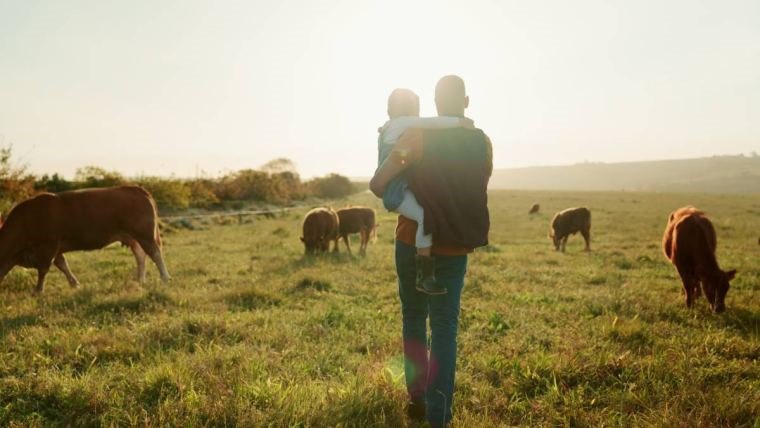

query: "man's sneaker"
xmin=415 ymin=255 xmax=446 ymax=295
xmin=406 ymin=398 xmax=426 ymax=421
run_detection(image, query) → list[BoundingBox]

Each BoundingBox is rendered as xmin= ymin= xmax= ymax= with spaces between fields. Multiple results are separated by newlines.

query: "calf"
xmin=0 ymin=186 xmax=170 ymax=293
xmin=662 ymin=206 xmax=736 ymax=313
xmin=301 ymin=207 xmax=339 ymax=255
xmin=336 ymin=207 xmax=376 ymax=256
xmin=529 ymin=203 xmax=540 ymax=215
xmin=549 ymin=207 xmax=591 ymax=252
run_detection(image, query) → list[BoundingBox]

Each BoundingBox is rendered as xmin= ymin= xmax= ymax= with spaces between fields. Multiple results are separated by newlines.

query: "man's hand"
xmin=370 ymin=149 xmax=410 ymax=198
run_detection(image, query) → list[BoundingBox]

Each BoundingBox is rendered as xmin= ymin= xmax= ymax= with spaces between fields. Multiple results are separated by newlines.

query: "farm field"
xmin=0 ymin=190 xmax=758 ymax=427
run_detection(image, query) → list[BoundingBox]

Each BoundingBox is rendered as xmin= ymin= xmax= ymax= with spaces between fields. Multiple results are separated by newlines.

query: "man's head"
xmin=435 ymin=75 xmax=469 ymax=117
xmin=387 ymin=88 xmax=420 ymax=118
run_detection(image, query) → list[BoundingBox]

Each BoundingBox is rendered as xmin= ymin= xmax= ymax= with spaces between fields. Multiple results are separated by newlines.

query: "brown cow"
xmin=300 ymin=207 xmax=339 ymax=255
xmin=549 ymin=207 xmax=591 ymax=252
xmin=0 ymin=186 xmax=170 ymax=293
xmin=529 ymin=203 xmax=540 ymax=215
xmin=662 ymin=206 xmax=736 ymax=313
xmin=336 ymin=207 xmax=376 ymax=256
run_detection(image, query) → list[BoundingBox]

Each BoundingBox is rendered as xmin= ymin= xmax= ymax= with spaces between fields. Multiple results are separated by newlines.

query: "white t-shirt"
xmin=378 ymin=116 xmax=463 ymax=166
xmin=380 ymin=116 xmax=462 ymax=145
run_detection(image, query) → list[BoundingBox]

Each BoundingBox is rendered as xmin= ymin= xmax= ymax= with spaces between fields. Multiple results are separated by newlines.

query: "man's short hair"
xmin=435 ymin=75 xmax=466 ymax=110
xmin=387 ymin=88 xmax=420 ymax=118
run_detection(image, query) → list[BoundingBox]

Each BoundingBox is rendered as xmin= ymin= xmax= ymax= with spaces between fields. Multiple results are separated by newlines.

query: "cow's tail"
xmin=145 ymin=190 xmax=163 ymax=248
xmin=585 ymin=210 xmax=592 ymax=241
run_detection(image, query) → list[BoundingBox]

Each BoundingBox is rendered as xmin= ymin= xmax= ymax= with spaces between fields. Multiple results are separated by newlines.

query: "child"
xmin=377 ymin=88 xmax=472 ymax=295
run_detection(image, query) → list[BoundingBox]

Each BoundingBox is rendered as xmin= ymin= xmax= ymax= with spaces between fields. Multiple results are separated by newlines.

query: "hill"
xmin=491 ymin=155 xmax=760 ymax=194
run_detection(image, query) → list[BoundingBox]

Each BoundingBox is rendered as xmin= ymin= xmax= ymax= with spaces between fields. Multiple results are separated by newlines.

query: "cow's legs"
xmin=127 ymin=239 xmax=147 ymax=282
xmin=359 ymin=230 xmax=368 ymax=256
xmin=693 ymin=280 xmax=703 ymax=298
xmin=53 ymin=254 xmax=80 ymax=288
xmin=581 ymin=227 xmax=591 ymax=251
xmin=35 ymin=264 xmax=51 ymax=294
xmin=561 ymin=236 xmax=568 ymax=253
xmin=137 ymin=239 xmax=170 ymax=282
xmin=342 ymin=234 xmax=352 ymax=256
xmin=332 ymin=237 xmax=340 ymax=253
xmin=33 ymin=245 xmax=58 ymax=294
xmin=677 ymin=267 xmax=698 ymax=308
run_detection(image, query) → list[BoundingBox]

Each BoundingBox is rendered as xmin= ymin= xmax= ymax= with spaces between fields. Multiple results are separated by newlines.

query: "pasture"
xmin=0 ymin=190 xmax=758 ymax=427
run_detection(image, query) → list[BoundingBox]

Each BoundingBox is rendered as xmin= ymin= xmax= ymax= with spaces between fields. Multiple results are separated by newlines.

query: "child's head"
xmin=387 ymin=88 xmax=420 ymax=118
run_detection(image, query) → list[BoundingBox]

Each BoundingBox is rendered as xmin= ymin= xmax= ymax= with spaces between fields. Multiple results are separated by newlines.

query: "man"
xmin=370 ymin=75 xmax=492 ymax=427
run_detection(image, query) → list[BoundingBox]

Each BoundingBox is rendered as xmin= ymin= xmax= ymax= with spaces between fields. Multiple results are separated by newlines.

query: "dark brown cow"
xmin=529 ymin=203 xmax=540 ymax=215
xmin=549 ymin=207 xmax=591 ymax=252
xmin=663 ymin=206 xmax=736 ymax=313
xmin=336 ymin=207 xmax=376 ymax=256
xmin=300 ymin=207 xmax=339 ymax=255
xmin=0 ymin=186 xmax=170 ymax=293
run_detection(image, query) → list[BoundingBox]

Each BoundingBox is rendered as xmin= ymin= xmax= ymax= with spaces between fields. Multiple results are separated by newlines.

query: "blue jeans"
xmin=395 ymin=240 xmax=467 ymax=425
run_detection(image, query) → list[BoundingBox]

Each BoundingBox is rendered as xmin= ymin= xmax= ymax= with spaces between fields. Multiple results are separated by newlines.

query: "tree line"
xmin=0 ymin=148 xmax=358 ymax=213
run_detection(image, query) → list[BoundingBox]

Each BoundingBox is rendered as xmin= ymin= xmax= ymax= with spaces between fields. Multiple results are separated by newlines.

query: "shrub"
xmin=187 ymin=179 xmax=220 ymax=208
xmin=136 ymin=177 xmax=191 ymax=211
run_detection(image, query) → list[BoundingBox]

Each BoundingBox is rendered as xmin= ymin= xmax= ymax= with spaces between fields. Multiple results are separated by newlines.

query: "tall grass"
xmin=0 ymin=190 xmax=758 ymax=426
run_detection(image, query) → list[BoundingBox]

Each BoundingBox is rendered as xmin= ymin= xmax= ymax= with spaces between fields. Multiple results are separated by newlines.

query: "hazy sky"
xmin=1 ymin=0 xmax=758 ymax=178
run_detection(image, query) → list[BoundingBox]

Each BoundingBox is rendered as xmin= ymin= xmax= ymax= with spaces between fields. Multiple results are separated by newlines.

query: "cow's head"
xmin=301 ymin=235 xmax=329 ymax=255
xmin=704 ymin=269 xmax=736 ymax=313
xmin=549 ymin=231 xmax=561 ymax=251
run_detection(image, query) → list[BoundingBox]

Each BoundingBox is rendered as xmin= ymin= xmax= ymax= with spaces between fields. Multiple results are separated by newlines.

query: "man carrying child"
xmin=370 ymin=75 xmax=493 ymax=427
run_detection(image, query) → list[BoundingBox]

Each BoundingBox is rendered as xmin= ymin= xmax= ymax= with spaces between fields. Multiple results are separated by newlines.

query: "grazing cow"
xmin=0 ymin=186 xmax=170 ymax=293
xmin=336 ymin=207 xmax=376 ymax=256
xmin=301 ymin=207 xmax=339 ymax=255
xmin=662 ymin=206 xmax=736 ymax=313
xmin=529 ymin=203 xmax=540 ymax=215
xmin=549 ymin=207 xmax=591 ymax=252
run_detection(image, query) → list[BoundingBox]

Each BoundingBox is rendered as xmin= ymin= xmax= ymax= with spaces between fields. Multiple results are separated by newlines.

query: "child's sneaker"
xmin=415 ymin=255 xmax=446 ymax=295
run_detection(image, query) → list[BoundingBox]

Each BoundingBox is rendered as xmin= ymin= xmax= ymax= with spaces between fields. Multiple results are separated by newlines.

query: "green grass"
xmin=1 ymin=190 xmax=758 ymax=427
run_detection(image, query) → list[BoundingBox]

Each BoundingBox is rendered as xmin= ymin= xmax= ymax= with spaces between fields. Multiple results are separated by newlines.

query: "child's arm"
xmin=370 ymin=129 xmax=424 ymax=198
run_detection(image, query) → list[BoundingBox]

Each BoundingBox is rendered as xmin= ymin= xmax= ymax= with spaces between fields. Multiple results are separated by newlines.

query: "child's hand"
xmin=459 ymin=117 xmax=475 ymax=129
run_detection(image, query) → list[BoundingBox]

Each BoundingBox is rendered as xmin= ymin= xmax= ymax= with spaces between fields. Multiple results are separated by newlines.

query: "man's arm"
xmin=369 ymin=128 xmax=424 ymax=198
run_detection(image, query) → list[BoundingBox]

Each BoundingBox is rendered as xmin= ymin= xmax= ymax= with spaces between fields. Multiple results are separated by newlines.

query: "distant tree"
xmin=35 ymin=173 xmax=75 ymax=193
xmin=306 ymin=173 xmax=354 ymax=199
xmin=0 ymin=145 xmax=35 ymax=212
xmin=259 ymin=158 xmax=298 ymax=174
xmin=74 ymin=166 xmax=124 ymax=188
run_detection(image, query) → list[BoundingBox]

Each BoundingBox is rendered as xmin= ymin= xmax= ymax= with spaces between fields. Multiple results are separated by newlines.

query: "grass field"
xmin=0 ymin=190 xmax=758 ymax=427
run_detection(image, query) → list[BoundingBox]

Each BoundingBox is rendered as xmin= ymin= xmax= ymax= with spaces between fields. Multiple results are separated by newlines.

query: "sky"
xmin=0 ymin=0 xmax=758 ymax=178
